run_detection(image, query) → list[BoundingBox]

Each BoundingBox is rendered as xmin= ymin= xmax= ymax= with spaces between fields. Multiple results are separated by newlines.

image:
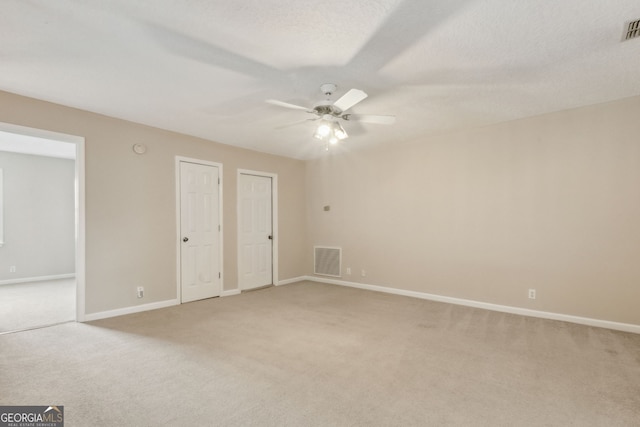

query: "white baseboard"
xmin=78 ymin=276 xmax=640 ymax=334
xmin=83 ymin=289 xmax=239 ymax=322
xmin=277 ymin=276 xmax=307 ymax=286
xmin=299 ymin=275 xmax=640 ymax=335
xmin=83 ymin=299 xmax=179 ymax=322
xmin=222 ymin=289 xmax=241 ymax=297
xmin=0 ymin=273 xmax=76 ymax=286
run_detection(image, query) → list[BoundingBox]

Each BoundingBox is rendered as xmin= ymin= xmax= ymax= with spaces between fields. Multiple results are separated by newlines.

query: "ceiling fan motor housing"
xmin=313 ymin=103 xmax=343 ymax=117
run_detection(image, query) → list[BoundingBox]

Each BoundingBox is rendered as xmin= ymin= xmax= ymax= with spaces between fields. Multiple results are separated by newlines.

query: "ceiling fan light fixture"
xmin=313 ymin=119 xmax=348 ymax=143
xmin=334 ymin=122 xmax=348 ymax=140
xmin=314 ymin=121 xmax=332 ymax=139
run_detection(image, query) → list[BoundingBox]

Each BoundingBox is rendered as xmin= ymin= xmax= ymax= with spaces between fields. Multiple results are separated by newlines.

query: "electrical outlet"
xmin=528 ymin=289 xmax=536 ymax=300
xmin=137 ymin=287 xmax=144 ymax=298
xmin=346 ymin=267 xmax=351 ymax=275
xmin=9 ymin=266 xmax=16 ymax=273
xmin=361 ymin=269 xmax=366 ymax=277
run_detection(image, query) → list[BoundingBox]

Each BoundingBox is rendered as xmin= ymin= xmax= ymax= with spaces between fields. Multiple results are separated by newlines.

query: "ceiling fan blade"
xmin=265 ymin=99 xmax=311 ymax=111
xmin=146 ymin=23 xmax=282 ymax=80
xmin=347 ymin=0 xmax=468 ymax=72
xmin=275 ymin=117 xmax=319 ymax=130
xmin=344 ymin=114 xmax=396 ymax=125
xmin=333 ymin=89 xmax=368 ymax=112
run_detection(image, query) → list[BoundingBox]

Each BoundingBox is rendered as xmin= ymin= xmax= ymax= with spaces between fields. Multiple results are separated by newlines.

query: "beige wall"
xmin=0 ymin=90 xmax=307 ymax=314
xmin=2 ymin=89 xmax=639 ymax=326
xmin=306 ymin=95 xmax=640 ymax=325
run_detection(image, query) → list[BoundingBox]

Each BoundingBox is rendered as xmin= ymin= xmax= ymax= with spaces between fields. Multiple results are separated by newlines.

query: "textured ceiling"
xmin=2 ymin=0 xmax=639 ymax=159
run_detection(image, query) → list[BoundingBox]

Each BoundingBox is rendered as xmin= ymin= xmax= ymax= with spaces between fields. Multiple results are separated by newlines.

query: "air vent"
xmin=314 ymin=246 xmax=341 ymax=277
xmin=623 ymin=19 xmax=640 ymax=41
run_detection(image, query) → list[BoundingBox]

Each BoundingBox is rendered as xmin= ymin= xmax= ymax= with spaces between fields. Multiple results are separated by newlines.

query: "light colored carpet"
xmin=1 ymin=281 xmax=639 ymax=426
xmin=0 ymin=278 xmax=75 ymax=333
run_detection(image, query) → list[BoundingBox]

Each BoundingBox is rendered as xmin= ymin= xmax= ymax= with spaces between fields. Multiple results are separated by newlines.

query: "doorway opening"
xmin=0 ymin=122 xmax=85 ymax=333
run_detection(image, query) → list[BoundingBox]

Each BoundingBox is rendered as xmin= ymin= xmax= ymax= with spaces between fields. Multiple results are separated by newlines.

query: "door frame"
xmin=175 ymin=156 xmax=224 ymax=302
xmin=0 ymin=121 xmax=86 ymax=321
xmin=237 ymin=169 xmax=278 ymax=290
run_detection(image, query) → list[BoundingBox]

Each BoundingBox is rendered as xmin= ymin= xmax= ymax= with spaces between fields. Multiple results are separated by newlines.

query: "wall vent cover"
xmin=314 ymin=246 xmax=341 ymax=277
xmin=623 ymin=19 xmax=640 ymax=41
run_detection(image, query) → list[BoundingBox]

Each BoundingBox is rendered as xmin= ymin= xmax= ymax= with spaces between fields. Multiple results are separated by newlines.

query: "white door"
xmin=179 ymin=161 xmax=221 ymax=302
xmin=238 ymin=174 xmax=273 ymax=290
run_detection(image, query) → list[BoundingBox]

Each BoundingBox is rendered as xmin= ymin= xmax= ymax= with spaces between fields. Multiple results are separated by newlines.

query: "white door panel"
xmin=238 ymin=174 xmax=272 ymax=290
xmin=180 ymin=161 xmax=221 ymax=302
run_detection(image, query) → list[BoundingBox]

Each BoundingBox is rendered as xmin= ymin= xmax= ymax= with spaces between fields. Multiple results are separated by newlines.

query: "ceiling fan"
xmin=266 ymin=84 xmax=396 ymax=145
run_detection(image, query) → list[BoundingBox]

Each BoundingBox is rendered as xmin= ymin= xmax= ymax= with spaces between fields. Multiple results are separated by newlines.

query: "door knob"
xmin=183 ymin=237 xmax=189 ymax=242
xmin=268 ymin=235 xmax=273 ymax=240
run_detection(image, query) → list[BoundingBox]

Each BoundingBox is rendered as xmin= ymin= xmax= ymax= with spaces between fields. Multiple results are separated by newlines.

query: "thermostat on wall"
xmin=132 ymin=143 xmax=147 ymax=154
